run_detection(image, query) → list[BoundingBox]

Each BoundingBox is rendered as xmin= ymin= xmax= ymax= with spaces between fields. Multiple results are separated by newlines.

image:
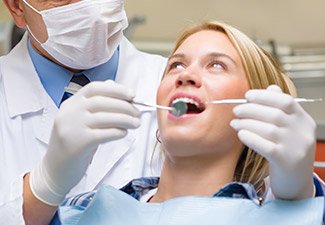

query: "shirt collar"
xmin=27 ymin=40 xmax=119 ymax=107
xmin=120 ymin=177 xmax=258 ymax=201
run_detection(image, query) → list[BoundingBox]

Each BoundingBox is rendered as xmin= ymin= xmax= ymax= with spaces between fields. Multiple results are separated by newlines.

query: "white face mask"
xmin=23 ymin=0 xmax=128 ymax=70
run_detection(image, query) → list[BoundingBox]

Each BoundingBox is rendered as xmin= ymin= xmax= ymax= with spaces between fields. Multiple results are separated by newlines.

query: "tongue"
xmin=187 ymin=103 xmax=200 ymax=114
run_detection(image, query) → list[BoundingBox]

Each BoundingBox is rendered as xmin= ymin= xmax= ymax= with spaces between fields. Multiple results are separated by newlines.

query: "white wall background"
xmin=125 ymin=0 xmax=325 ymax=46
xmin=1 ymin=1 xmax=324 ymax=46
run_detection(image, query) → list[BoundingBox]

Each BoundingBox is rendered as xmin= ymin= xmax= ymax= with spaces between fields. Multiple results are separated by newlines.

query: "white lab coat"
xmin=0 ymin=33 xmax=167 ymax=224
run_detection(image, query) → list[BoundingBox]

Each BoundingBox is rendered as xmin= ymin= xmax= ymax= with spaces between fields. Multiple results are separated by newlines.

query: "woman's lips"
xmin=169 ymin=93 xmax=204 ymax=107
xmin=169 ymin=93 xmax=206 ymax=117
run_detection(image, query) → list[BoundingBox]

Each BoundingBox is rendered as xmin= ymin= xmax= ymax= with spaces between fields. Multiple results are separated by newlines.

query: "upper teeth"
xmin=172 ymin=97 xmax=200 ymax=107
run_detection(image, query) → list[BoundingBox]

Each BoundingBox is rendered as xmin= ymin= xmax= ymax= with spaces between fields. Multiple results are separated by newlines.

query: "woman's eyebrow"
xmin=168 ymin=52 xmax=237 ymax=66
xmin=168 ymin=53 xmax=186 ymax=62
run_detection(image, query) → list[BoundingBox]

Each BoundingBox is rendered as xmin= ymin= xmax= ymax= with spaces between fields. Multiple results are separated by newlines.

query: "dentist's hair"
xmin=168 ymin=21 xmax=297 ymax=190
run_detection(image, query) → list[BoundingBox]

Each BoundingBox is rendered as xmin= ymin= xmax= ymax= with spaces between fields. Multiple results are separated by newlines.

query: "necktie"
xmin=60 ymin=73 xmax=90 ymax=105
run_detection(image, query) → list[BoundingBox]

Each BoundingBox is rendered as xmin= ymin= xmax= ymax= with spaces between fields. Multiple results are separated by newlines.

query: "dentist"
xmin=0 ymin=0 xmax=166 ymax=224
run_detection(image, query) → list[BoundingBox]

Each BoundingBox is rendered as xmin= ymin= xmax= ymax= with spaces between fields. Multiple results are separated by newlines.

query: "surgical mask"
xmin=23 ymin=0 xmax=128 ymax=69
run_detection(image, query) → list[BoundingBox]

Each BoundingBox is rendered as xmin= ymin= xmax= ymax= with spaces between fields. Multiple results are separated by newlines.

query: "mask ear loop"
xmin=21 ymin=0 xmax=44 ymax=45
xmin=22 ymin=0 xmax=41 ymax=14
xmin=25 ymin=25 xmax=43 ymax=45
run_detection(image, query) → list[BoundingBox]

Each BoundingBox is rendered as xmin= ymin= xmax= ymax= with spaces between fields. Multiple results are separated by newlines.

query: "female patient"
xmin=52 ymin=21 xmax=321 ymax=224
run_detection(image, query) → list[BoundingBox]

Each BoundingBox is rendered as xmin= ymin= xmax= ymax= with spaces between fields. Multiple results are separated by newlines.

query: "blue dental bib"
xmin=60 ymin=185 xmax=324 ymax=225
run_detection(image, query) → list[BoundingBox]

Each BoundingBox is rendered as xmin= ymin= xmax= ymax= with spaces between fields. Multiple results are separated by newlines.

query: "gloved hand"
xmin=30 ymin=80 xmax=141 ymax=206
xmin=230 ymin=85 xmax=316 ymax=200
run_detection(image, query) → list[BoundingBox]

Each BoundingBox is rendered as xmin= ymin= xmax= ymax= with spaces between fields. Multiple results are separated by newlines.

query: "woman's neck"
xmin=150 ymin=153 xmax=238 ymax=203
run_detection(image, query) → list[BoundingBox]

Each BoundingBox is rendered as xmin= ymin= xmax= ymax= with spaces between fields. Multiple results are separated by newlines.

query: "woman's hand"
xmin=230 ymin=85 xmax=316 ymax=200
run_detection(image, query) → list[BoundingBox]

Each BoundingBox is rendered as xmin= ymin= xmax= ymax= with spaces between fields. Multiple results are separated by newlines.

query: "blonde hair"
xmin=167 ymin=21 xmax=296 ymax=189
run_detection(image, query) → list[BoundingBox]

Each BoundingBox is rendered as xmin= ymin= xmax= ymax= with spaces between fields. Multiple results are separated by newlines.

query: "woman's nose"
xmin=175 ymin=69 xmax=202 ymax=88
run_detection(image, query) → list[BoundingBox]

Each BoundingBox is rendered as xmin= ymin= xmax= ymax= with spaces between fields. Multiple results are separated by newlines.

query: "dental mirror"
xmin=171 ymin=101 xmax=188 ymax=117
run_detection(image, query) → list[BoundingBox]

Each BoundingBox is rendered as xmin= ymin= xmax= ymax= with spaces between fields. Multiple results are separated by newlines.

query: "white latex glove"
xmin=230 ymin=85 xmax=316 ymax=200
xmin=30 ymin=80 xmax=141 ymax=205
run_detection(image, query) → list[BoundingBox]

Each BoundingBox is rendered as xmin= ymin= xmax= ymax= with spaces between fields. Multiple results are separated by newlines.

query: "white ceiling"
xmin=125 ymin=0 xmax=325 ymax=46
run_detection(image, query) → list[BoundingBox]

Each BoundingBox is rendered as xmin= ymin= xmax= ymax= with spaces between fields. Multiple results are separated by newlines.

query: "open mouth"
xmin=171 ymin=97 xmax=205 ymax=115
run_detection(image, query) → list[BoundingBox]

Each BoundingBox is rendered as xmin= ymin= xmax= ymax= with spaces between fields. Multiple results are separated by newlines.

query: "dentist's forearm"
xmin=23 ymin=173 xmax=57 ymax=225
xmin=269 ymin=165 xmax=315 ymax=200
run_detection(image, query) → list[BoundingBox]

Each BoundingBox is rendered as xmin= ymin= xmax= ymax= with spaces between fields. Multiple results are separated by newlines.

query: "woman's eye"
xmin=209 ymin=61 xmax=226 ymax=71
xmin=212 ymin=63 xmax=223 ymax=69
xmin=169 ymin=62 xmax=185 ymax=71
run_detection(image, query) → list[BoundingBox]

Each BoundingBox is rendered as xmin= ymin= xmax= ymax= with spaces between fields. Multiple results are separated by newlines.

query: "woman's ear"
xmin=3 ymin=0 xmax=27 ymax=28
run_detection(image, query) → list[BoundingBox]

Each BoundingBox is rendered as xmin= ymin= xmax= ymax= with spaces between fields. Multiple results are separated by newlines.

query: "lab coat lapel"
xmin=1 ymin=33 xmax=56 ymax=145
xmin=115 ymin=38 xmax=159 ymax=108
xmin=32 ymin=101 xmax=57 ymax=145
xmin=84 ymin=134 xmax=136 ymax=190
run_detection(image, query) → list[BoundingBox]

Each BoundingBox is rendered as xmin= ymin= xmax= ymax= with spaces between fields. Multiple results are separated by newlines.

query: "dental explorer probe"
xmin=135 ymin=98 xmax=323 ymax=117
xmin=153 ymin=98 xmax=323 ymax=117
xmin=206 ymin=98 xmax=323 ymax=104
xmin=135 ymin=98 xmax=322 ymax=110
